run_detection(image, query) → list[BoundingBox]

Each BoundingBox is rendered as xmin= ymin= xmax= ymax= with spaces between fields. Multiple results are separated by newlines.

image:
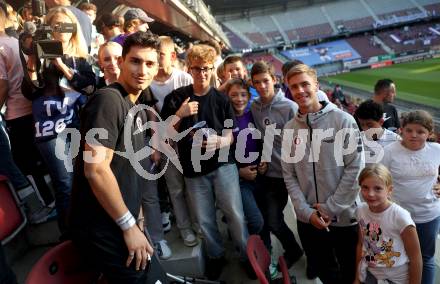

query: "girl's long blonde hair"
xmin=45 ymin=7 xmax=88 ymax=59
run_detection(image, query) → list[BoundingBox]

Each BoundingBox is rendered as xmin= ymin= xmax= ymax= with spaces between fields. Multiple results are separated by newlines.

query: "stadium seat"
xmin=247 ymin=235 xmax=292 ymax=284
xmin=25 ymin=240 xmax=106 ymax=284
xmin=0 ymin=175 xmax=27 ymax=245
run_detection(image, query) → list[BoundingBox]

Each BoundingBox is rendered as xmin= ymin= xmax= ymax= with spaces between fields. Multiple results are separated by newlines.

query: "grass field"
xmin=324 ymin=58 xmax=440 ymax=108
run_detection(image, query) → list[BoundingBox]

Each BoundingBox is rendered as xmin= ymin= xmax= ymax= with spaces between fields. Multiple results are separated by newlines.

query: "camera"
xmin=19 ymin=0 xmax=77 ymax=59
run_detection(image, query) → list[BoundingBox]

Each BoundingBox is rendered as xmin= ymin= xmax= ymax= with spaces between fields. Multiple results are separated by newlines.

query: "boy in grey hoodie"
xmin=250 ymin=61 xmax=303 ymax=268
xmin=282 ymin=64 xmax=364 ymax=283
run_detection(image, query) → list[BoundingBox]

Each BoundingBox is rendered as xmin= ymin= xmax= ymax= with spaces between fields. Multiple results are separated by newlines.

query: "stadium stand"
xmin=243 ymin=53 xmax=284 ymax=75
xmin=294 ymin=23 xmax=334 ymax=41
xmin=346 ymin=36 xmax=386 ymax=61
xmin=220 ymin=24 xmax=250 ymax=50
xmin=378 ymin=22 xmax=440 ymax=53
xmin=365 ymin=0 xmax=418 ymax=16
xmin=221 ymin=0 xmax=438 ymax=49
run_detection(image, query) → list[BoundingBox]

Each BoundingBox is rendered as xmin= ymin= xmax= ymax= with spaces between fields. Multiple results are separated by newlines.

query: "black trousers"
xmin=72 ymin=227 xmax=167 ymax=284
xmin=257 ymin=176 xmax=303 ymax=258
xmin=297 ymin=221 xmax=358 ymax=284
xmin=6 ymin=115 xmax=53 ymax=205
xmin=0 ymin=243 xmax=17 ymax=284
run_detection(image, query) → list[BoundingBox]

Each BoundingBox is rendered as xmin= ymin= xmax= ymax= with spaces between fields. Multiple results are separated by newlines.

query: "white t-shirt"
xmin=357 ymin=202 xmax=414 ymax=283
xmin=150 ymin=69 xmax=193 ymax=112
xmin=362 ymin=128 xmax=400 ymax=165
xmin=382 ymin=141 xmax=440 ymax=223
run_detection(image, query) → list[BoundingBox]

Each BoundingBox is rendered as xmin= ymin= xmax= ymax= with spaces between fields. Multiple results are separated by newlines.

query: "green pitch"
xmin=324 ymin=58 xmax=440 ymax=108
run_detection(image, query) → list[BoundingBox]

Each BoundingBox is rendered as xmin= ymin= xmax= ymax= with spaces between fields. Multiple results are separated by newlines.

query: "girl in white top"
xmin=355 ymin=164 xmax=422 ymax=284
xmin=382 ymin=110 xmax=440 ymax=284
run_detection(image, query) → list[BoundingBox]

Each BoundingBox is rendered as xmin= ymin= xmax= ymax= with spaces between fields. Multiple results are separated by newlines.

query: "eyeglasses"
xmin=190 ymin=66 xmax=214 ymax=74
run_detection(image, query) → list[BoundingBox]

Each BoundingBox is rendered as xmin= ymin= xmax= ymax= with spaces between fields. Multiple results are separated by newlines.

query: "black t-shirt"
xmin=382 ymin=103 xmax=400 ymax=131
xmin=69 ymin=83 xmax=148 ymax=232
xmin=161 ymin=85 xmax=236 ymax=177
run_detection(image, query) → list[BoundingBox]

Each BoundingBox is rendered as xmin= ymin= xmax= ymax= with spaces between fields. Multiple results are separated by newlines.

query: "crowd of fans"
xmin=0 ymin=1 xmax=439 ymax=284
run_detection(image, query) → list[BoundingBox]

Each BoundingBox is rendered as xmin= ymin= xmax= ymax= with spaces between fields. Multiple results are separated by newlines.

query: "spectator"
xmin=281 ymin=60 xmax=329 ymax=103
xmin=373 ymin=79 xmax=400 ymax=132
xmin=161 ymin=44 xmax=249 ymax=280
xmin=79 ymin=2 xmax=104 ymax=58
xmin=149 ymin=36 xmax=197 ymax=248
xmin=354 ymin=100 xmax=400 ymax=165
xmin=283 ymin=63 xmax=364 ymax=283
xmin=45 ymin=0 xmax=92 ymax=50
xmin=112 ymin=8 xmax=154 ymax=46
xmin=96 ymin=13 xmax=123 ymax=42
xmin=219 ymin=55 xmax=259 ymax=107
xmin=97 ymin=41 xmax=123 ymax=88
xmin=250 ymin=61 xmax=303 ymax=271
xmin=1 ymin=5 xmax=54 ymax=223
xmin=69 ymin=31 xmax=160 ymax=283
xmin=332 ymin=84 xmax=347 ymax=106
xmin=23 ymin=6 xmax=96 ymax=235
xmin=382 ymin=110 xmax=440 ymax=284
xmin=225 ymin=78 xmax=264 ymax=236
xmin=354 ymin=164 xmax=422 ymax=284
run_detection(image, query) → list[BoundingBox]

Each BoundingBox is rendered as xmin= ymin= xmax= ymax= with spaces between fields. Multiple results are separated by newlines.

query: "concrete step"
xmin=161 ymin=226 xmax=206 ymax=278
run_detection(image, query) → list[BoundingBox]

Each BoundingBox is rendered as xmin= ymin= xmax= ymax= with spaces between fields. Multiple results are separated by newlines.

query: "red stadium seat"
xmin=25 ymin=240 xmax=106 ymax=284
xmin=246 ymin=235 xmax=292 ymax=284
xmin=0 ymin=175 xmax=27 ymax=244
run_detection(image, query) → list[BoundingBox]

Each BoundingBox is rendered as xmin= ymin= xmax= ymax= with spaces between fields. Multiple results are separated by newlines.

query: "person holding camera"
xmin=22 ymin=7 xmax=96 ymax=236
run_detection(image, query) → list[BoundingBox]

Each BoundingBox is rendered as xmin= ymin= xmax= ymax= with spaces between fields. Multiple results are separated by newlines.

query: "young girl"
xmin=382 ymin=110 xmax=440 ymax=284
xmin=355 ymin=164 xmax=422 ymax=284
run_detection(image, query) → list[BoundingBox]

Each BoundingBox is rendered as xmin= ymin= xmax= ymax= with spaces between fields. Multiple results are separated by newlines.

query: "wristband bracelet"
xmin=116 ymin=211 xmax=136 ymax=231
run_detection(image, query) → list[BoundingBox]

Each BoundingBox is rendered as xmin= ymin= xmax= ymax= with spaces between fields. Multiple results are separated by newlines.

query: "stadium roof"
xmin=204 ymin=0 xmax=338 ymax=15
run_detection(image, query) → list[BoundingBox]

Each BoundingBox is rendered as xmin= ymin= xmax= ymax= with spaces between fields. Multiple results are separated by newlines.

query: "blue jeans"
xmin=0 ymin=116 xmax=29 ymax=189
xmin=416 ymin=216 xmax=440 ymax=284
xmin=36 ymin=137 xmax=73 ymax=232
xmin=239 ymin=179 xmax=264 ymax=235
xmin=141 ymin=159 xmax=163 ymax=243
xmin=185 ymin=164 xmax=248 ymax=260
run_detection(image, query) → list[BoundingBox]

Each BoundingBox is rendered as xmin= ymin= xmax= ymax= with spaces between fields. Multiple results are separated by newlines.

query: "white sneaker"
xmin=269 ymin=251 xmax=278 ymax=280
xmin=155 ymin=240 xmax=172 ymax=260
xmin=180 ymin=228 xmax=198 ymax=247
xmin=161 ymin=212 xmax=171 ymax=233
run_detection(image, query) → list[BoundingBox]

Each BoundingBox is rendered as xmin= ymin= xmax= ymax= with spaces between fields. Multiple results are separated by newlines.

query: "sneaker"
xmin=29 ymin=207 xmax=57 ymax=224
xmin=205 ymin=256 xmax=226 ymax=280
xmin=161 ymin=212 xmax=171 ymax=233
xmin=269 ymin=251 xmax=278 ymax=280
xmin=180 ymin=228 xmax=198 ymax=247
xmin=154 ymin=240 xmax=172 ymax=260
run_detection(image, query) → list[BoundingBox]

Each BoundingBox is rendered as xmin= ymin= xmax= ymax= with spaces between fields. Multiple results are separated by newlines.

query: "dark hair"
xmin=251 ymin=61 xmax=274 ymax=80
xmin=281 ymin=59 xmax=304 ymax=77
xmin=354 ymin=100 xmax=384 ymax=121
xmin=374 ymin=79 xmax=394 ymax=94
xmin=122 ymin=31 xmax=160 ymax=58
xmin=225 ymin=78 xmax=250 ymax=95
xmin=97 ymin=13 xmax=122 ymax=30
xmin=223 ymin=55 xmax=243 ymax=67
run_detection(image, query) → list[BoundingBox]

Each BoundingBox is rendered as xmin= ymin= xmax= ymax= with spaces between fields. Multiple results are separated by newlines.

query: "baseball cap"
xmin=124 ymin=8 xmax=154 ymax=23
